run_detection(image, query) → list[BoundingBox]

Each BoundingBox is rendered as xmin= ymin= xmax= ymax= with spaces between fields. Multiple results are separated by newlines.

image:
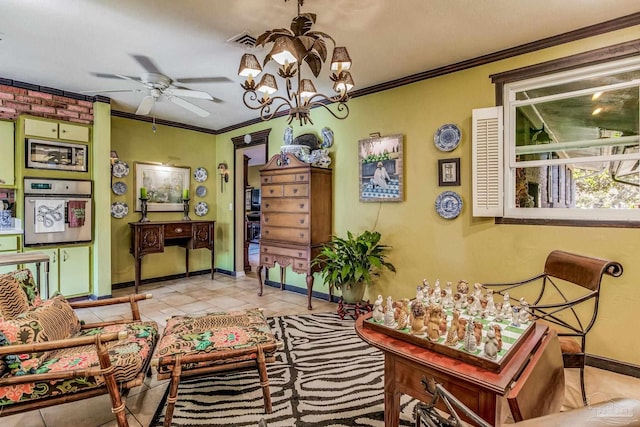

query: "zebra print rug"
xmin=151 ymin=312 xmax=417 ymax=426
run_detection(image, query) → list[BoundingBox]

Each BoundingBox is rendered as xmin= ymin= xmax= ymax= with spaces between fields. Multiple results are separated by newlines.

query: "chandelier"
xmin=237 ymin=0 xmax=354 ymax=126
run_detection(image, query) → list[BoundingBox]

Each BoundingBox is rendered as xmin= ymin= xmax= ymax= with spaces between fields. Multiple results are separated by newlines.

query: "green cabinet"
xmin=25 ymin=245 xmax=91 ymax=297
xmin=0 ymin=236 xmax=19 ymax=274
xmin=24 ymin=117 xmax=90 ymax=142
xmin=0 ymin=120 xmax=15 ymax=186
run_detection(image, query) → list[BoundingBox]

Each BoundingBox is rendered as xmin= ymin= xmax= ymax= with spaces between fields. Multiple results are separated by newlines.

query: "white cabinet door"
xmin=0 ymin=120 xmax=14 ymax=186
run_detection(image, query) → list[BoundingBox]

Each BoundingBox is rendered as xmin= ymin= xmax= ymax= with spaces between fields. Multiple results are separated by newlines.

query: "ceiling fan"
xmin=84 ymin=54 xmax=231 ymax=117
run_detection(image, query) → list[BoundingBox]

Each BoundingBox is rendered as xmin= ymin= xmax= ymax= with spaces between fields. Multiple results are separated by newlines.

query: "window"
xmin=474 ymin=56 xmax=640 ymax=222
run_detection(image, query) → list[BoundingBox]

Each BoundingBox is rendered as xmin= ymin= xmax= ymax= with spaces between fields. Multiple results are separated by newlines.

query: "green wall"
xmin=110 ymin=117 xmax=216 ymax=284
xmin=104 ymin=27 xmax=639 ymax=364
xmin=214 ymin=27 xmax=640 ymax=364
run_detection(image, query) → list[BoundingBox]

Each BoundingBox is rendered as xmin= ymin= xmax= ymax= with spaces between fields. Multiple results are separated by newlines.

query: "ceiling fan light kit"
xmin=238 ymin=0 xmax=354 ymax=126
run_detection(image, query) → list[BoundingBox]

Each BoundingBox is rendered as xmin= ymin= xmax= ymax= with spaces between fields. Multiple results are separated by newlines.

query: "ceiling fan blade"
xmin=80 ymin=88 xmax=142 ymax=94
xmin=131 ymin=54 xmax=163 ymax=74
xmin=174 ymin=77 xmax=233 ymax=84
xmin=169 ymin=96 xmax=210 ymax=117
xmin=165 ymin=88 xmax=213 ymax=100
xmin=136 ymin=96 xmax=155 ymax=115
xmin=91 ymin=72 xmax=141 ymax=81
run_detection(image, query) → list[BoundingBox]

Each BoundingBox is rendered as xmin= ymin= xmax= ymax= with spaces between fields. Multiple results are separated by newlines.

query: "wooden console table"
xmin=129 ymin=220 xmax=215 ymax=294
xmin=355 ymin=313 xmax=549 ymax=426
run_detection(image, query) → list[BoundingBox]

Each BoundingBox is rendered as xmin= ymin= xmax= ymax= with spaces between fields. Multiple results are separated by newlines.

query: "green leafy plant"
xmin=313 ymin=230 xmax=396 ymax=291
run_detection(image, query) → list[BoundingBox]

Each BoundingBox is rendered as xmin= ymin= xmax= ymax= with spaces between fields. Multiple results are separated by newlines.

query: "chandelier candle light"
xmin=238 ymin=0 xmax=354 ymax=125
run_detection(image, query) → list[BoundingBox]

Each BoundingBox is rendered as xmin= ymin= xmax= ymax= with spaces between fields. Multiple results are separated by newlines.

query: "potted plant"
xmin=313 ymin=230 xmax=396 ymax=303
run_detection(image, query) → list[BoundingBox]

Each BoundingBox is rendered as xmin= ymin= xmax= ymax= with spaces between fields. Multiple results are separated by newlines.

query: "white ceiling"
xmin=1 ymin=0 xmax=638 ymax=132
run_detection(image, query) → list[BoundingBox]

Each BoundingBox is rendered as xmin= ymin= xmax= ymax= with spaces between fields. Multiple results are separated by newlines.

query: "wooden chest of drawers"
xmin=257 ymin=153 xmax=332 ymax=310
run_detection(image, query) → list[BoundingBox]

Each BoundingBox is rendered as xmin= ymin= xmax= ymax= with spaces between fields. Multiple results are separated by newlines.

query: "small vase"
xmin=340 ymin=282 xmax=366 ymax=303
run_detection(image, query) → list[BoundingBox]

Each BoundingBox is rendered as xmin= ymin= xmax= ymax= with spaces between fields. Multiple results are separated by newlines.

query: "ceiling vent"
xmin=228 ymin=31 xmax=257 ymax=49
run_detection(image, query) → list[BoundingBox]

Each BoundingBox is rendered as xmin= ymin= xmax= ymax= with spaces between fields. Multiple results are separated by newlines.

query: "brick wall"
xmin=0 ymin=84 xmax=94 ymax=124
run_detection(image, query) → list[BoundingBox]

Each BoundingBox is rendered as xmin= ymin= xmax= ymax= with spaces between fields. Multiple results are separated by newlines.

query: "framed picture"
xmin=134 ymin=162 xmax=190 ymax=211
xmin=438 ymin=158 xmax=460 ymax=186
xmin=358 ymin=134 xmax=403 ymax=202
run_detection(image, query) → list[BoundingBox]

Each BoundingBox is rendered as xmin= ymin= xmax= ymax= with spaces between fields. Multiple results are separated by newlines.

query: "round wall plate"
xmin=434 ymin=124 xmax=461 ymax=152
xmin=194 ymin=167 xmax=208 ymax=182
xmin=112 ymin=181 xmax=127 ymax=195
xmin=435 ymin=191 xmax=462 ymax=219
xmin=195 ymin=201 xmax=209 ymax=216
xmin=111 ymin=160 xmax=130 ymax=178
xmin=195 ymin=185 xmax=207 ymax=197
xmin=111 ymin=202 xmax=128 ymax=219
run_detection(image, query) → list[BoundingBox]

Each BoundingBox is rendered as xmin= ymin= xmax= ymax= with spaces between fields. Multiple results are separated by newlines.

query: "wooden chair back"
xmin=507 ymin=330 xmax=565 ymax=422
xmin=544 ymin=249 xmax=623 ymax=291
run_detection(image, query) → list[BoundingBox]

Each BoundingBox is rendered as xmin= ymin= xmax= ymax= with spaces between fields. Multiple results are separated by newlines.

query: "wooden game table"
xmin=355 ymin=313 xmax=549 ymax=426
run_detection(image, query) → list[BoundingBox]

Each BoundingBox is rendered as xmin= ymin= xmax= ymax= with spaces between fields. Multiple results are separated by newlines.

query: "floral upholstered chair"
xmin=0 ymin=268 xmax=158 ymax=427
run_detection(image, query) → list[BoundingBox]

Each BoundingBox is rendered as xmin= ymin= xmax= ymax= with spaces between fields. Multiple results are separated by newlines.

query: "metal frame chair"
xmin=482 ymin=249 xmax=623 ymax=405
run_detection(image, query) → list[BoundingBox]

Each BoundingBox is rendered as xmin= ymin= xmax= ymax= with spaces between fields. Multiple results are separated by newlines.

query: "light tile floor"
xmin=2 ymin=273 xmax=639 ymax=426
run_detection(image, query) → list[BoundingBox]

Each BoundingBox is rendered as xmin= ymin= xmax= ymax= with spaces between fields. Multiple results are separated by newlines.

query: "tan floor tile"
xmin=1 ymin=410 xmax=46 ymax=427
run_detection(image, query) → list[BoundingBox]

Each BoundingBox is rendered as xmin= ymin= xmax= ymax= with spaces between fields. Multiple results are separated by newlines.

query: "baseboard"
xmin=264 ymin=279 xmax=334 ymax=301
xmin=586 ymin=354 xmax=640 ymax=378
xmin=111 ymin=269 xmax=215 ymax=289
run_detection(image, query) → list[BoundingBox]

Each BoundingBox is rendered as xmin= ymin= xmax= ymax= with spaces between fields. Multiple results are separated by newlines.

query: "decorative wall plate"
xmin=195 ymin=185 xmax=207 ymax=197
xmin=111 ymin=181 xmax=127 ymax=195
xmin=195 ymin=201 xmax=208 ymax=216
xmin=435 ymin=191 xmax=462 ymax=219
xmin=434 ymin=124 xmax=461 ymax=152
xmin=111 ymin=202 xmax=128 ymax=219
xmin=111 ymin=160 xmax=130 ymax=178
xmin=194 ymin=167 xmax=208 ymax=182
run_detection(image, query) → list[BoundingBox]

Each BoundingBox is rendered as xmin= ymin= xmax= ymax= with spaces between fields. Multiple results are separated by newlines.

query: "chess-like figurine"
xmin=457 ymin=317 xmax=468 ymax=341
xmin=473 ymin=282 xmax=484 ymax=299
xmin=468 ymin=295 xmax=482 ymax=316
xmin=384 ymin=296 xmax=396 ymax=327
xmin=372 ymin=295 xmax=384 ymax=323
xmin=427 ymin=306 xmax=443 ymax=341
xmin=416 ymin=286 xmax=425 ymax=303
xmin=486 ymin=289 xmax=497 ymax=316
xmin=394 ymin=298 xmax=411 ymax=330
xmin=518 ymin=297 xmax=531 ymax=323
xmin=463 ymin=319 xmax=477 ymax=352
xmin=453 ymin=292 xmax=463 ymax=310
xmin=473 ymin=321 xmax=484 ymax=346
xmin=492 ymin=324 xmax=503 ymax=352
xmin=445 ymin=310 xmax=460 ymax=346
xmin=479 ymin=297 xmax=489 ymax=318
xmin=511 ymin=306 xmax=521 ymax=327
xmin=483 ymin=328 xmax=499 ymax=360
xmin=494 ymin=302 xmax=504 ymax=321
xmin=442 ymin=282 xmax=454 ymax=309
xmin=409 ymin=300 xmax=427 ymax=335
xmin=457 ymin=280 xmax=469 ymax=296
xmin=432 ymin=280 xmax=442 ymax=304
xmin=501 ymin=293 xmax=512 ymax=320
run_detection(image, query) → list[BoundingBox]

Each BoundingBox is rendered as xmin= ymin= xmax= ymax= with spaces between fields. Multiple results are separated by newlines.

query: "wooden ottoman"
xmin=151 ymin=308 xmax=282 ymax=427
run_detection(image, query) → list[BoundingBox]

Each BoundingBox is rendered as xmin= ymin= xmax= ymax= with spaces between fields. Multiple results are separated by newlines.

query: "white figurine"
xmin=433 ymin=280 xmax=442 ymax=304
xmin=501 ymin=292 xmax=512 ymax=320
xmin=473 ymin=282 xmax=483 ymax=299
xmin=422 ymin=279 xmax=431 ymax=303
xmin=463 ymin=319 xmax=477 ymax=352
xmin=416 ymin=286 xmax=425 ymax=303
xmin=384 ymin=296 xmax=396 ymax=327
xmin=518 ymin=297 xmax=530 ymax=324
xmin=442 ymin=282 xmax=454 ymax=309
xmin=486 ymin=289 xmax=497 ymax=316
xmin=483 ymin=328 xmax=499 ymax=360
xmin=511 ymin=307 xmax=521 ymax=327
xmin=372 ymin=295 xmax=384 ymax=323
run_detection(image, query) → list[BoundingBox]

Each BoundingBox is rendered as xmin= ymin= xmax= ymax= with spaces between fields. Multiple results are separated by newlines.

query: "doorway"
xmin=232 ymin=130 xmax=271 ymax=276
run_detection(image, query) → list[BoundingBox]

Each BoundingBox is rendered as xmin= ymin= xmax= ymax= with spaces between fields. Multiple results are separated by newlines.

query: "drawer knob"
xmin=269 ymin=189 xmax=274 ymax=194
xmin=299 ymin=219 xmax=305 ymax=224
xmin=293 ymin=188 xmax=298 ymax=194
xmin=263 ymin=247 xmax=268 ymax=252
xmin=175 ymin=227 xmax=183 ymax=233
xmin=298 ymin=252 xmax=303 ymax=257
xmin=264 ymin=217 xmax=269 ymax=222
xmin=265 ymin=203 xmax=270 ymax=208
xmin=299 ymin=233 xmax=304 ymax=238
xmin=299 ymin=203 xmax=304 ymax=209
xmin=264 ymin=230 xmax=269 ymax=234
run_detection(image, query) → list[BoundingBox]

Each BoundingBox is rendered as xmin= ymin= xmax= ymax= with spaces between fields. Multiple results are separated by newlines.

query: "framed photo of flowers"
xmin=358 ymin=134 xmax=403 ymax=202
xmin=134 ymin=162 xmax=190 ymax=211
